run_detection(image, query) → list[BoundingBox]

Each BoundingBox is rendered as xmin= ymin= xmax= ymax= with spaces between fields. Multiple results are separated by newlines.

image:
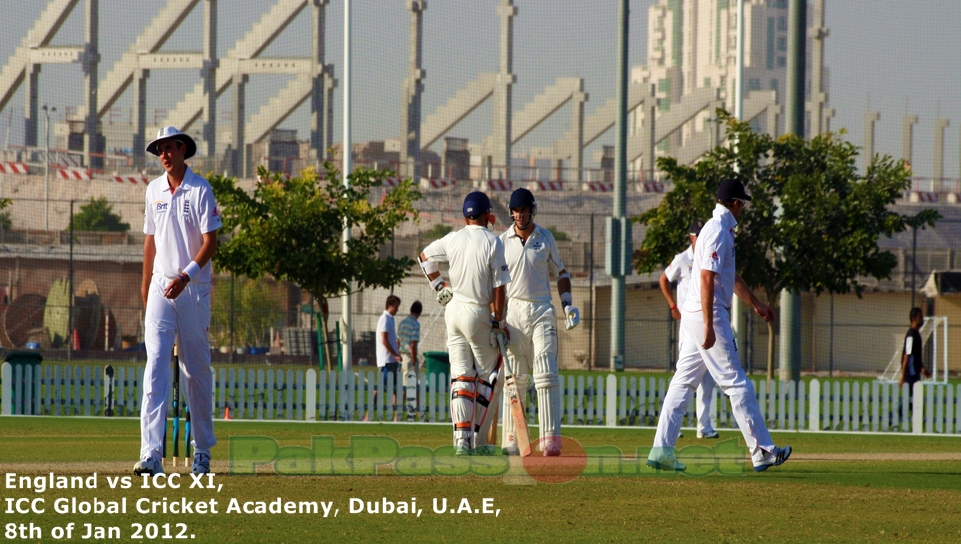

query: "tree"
xmin=70 ymin=196 xmax=131 ymax=232
xmin=633 ymin=110 xmax=940 ymax=376
xmin=210 ymin=164 xmax=421 ymax=366
xmin=546 ymin=225 xmax=570 ymax=242
xmin=210 ymin=276 xmax=286 ymax=349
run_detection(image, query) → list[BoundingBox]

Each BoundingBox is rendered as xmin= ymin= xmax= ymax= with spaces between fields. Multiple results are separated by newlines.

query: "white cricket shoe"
xmin=133 ymin=457 xmax=164 ymax=476
xmin=191 ymin=452 xmax=211 ymax=474
xmin=697 ymin=431 xmax=720 ymax=439
xmin=646 ymin=448 xmax=686 ymax=472
xmin=753 ymin=445 xmax=792 ymax=472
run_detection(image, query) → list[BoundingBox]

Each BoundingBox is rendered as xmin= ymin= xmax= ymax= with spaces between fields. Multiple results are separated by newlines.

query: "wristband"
xmin=560 ymin=293 xmax=572 ymax=308
xmin=179 ymin=272 xmax=190 ymax=283
xmin=670 ymin=304 xmax=677 ymax=310
xmin=182 ymin=260 xmax=201 ymax=280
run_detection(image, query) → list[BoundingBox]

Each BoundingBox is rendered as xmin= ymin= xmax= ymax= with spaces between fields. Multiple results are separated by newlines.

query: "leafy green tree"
xmin=424 ymin=223 xmax=453 ymax=239
xmin=210 ymin=277 xmax=286 ymax=349
xmin=633 ymin=110 xmax=940 ymax=376
xmin=547 ymin=225 xmax=570 ymax=242
xmin=70 ymin=196 xmax=130 ymax=232
xmin=210 ymin=164 xmax=421 ymax=366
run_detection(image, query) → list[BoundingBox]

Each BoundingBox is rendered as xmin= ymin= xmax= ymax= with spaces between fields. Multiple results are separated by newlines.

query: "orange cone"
xmin=224 ymin=405 xmax=231 ymax=420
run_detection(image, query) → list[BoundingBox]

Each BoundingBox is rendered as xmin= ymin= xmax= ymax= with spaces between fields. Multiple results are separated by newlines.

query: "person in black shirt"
xmin=899 ymin=307 xmax=931 ymax=390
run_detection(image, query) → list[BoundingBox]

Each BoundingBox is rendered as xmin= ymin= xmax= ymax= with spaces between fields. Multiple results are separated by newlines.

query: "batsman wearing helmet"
xmin=499 ymin=188 xmax=579 ymax=456
xmin=419 ymin=191 xmax=512 ymax=455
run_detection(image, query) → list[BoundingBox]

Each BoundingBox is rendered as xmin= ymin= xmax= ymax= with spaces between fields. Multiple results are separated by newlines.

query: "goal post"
xmin=878 ymin=316 xmax=949 ymax=384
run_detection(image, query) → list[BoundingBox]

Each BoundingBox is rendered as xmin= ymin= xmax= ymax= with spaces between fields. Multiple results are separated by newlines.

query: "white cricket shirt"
xmin=143 ymin=167 xmax=222 ymax=283
xmin=375 ymin=310 xmax=398 ymax=367
xmin=422 ymin=225 xmax=511 ymax=306
xmin=665 ymin=246 xmax=694 ymax=307
xmin=685 ymin=204 xmax=737 ymax=312
xmin=499 ymin=224 xmax=566 ymax=303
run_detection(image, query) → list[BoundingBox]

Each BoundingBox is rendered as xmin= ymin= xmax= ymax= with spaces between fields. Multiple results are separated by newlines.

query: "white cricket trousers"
xmin=503 ymin=299 xmax=561 ymax=448
xmin=653 ymin=306 xmax=773 ymax=456
xmin=140 ymin=275 xmax=216 ymax=461
xmin=445 ymin=299 xmax=501 ymax=446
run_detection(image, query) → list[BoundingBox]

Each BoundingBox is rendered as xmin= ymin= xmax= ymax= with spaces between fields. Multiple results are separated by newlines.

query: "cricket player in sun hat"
xmin=658 ymin=219 xmax=719 ymax=439
xmin=498 ymin=188 xmax=580 ymax=456
xmin=419 ymin=191 xmax=511 ymax=455
xmin=135 ymin=126 xmax=220 ymax=476
xmin=648 ymin=177 xmax=791 ymax=473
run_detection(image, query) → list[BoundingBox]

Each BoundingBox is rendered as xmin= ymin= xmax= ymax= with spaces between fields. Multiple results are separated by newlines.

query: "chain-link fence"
xmin=0 ymin=183 xmax=958 ymax=378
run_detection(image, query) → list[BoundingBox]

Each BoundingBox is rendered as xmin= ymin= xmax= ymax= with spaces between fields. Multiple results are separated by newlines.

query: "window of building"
xmin=777 ymin=16 xmax=787 ymax=31
xmin=770 ymin=79 xmax=779 ymax=92
xmin=777 ymin=36 xmax=787 ymax=51
xmin=704 ymin=77 xmax=712 ymax=88
xmin=777 ymin=56 xmax=787 ymax=67
xmin=658 ymin=97 xmax=672 ymax=112
xmin=658 ymin=78 xmax=671 ymax=94
xmin=658 ymin=139 xmax=671 ymax=152
xmin=766 ymin=18 xmax=775 ymax=70
xmin=749 ymin=78 xmax=761 ymax=91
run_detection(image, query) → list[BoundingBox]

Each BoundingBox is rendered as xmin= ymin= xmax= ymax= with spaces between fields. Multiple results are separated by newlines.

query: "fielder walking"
xmin=136 ymin=127 xmax=221 ymax=476
xmin=658 ymin=219 xmax=719 ymax=439
xmin=648 ymin=178 xmax=791 ymax=472
xmin=499 ymin=188 xmax=580 ymax=456
xmin=419 ymin=191 xmax=511 ymax=455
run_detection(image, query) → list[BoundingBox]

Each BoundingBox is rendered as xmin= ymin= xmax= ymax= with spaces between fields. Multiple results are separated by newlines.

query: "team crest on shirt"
xmin=183 ymin=201 xmax=191 ymax=217
xmin=710 ymin=251 xmax=718 ymax=260
xmin=212 ymin=206 xmax=219 ymax=217
xmin=531 ymin=242 xmax=543 ymax=250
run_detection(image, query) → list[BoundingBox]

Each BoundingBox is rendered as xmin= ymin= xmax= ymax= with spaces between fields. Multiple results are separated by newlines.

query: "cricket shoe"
xmin=697 ymin=431 xmax=720 ymax=439
xmin=473 ymin=445 xmax=499 ymax=456
xmin=542 ymin=444 xmax=561 ymax=457
xmin=646 ymin=449 xmax=686 ymax=472
xmin=454 ymin=438 xmax=473 ymax=456
xmin=133 ymin=457 xmax=164 ymax=476
xmin=191 ymin=452 xmax=211 ymax=474
xmin=501 ymin=443 xmax=520 ymax=456
xmin=753 ymin=445 xmax=792 ymax=472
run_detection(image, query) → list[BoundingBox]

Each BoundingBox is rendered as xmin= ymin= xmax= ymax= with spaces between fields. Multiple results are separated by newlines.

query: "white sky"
xmin=0 ymin=0 xmax=958 ymax=178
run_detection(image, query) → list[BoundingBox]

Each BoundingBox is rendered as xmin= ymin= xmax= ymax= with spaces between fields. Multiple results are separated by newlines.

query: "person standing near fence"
xmin=135 ymin=126 xmax=221 ymax=476
xmin=648 ymin=178 xmax=791 ymax=473
xmin=398 ymin=301 xmax=422 ymax=412
xmin=899 ymin=307 xmax=931 ymax=418
xmin=367 ymin=295 xmax=402 ymax=421
xmin=419 ymin=191 xmax=511 ymax=455
xmin=498 ymin=188 xmax=579 ymax=456
xmin=658 ymin=219 xmax=719 ymax=440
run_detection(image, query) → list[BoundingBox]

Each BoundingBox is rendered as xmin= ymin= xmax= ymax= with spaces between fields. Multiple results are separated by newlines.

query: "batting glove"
xmin=564 ymin=305 xmax=581 ymax=330
xmin=489 ymin=320 xmax=511 ymax=347
xmin=436 ymin=285 xmax=453 ymax=306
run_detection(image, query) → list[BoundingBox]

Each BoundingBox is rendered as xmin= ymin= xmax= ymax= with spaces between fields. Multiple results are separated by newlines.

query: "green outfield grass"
xmin=2 ymin=417 xmax=961 ymax=543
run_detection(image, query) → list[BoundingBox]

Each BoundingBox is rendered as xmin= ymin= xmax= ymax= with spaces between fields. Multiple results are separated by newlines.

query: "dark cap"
xmin=716 ymin=177 xmax=752 ymax=201
xmin=463 ymin=191 xmax=492 ymax=217
xmin=689 ymin=219 xmax=705 ymax=237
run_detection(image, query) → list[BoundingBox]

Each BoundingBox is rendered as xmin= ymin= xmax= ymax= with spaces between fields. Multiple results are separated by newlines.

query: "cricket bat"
xmin=172 ymin=343 xmax=180 ymax=467
xmin=497 ymin=336 xmax=531 ymax=457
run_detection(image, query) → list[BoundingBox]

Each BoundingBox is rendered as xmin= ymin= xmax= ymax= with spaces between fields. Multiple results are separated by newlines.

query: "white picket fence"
xmin=2 ymin=362 xmax=959 ymax=434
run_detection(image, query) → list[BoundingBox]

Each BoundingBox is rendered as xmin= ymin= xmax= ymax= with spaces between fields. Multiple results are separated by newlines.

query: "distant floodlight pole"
xmin=341 ymin=0 xmax=353 ymax=370
xmin=42 ymin=104 xmax=56 ymax=231
xmin=731 ymin=0 xmax=745 ymax=356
